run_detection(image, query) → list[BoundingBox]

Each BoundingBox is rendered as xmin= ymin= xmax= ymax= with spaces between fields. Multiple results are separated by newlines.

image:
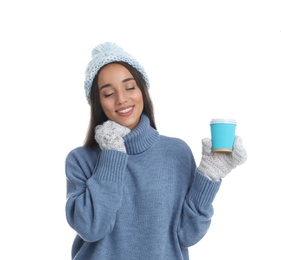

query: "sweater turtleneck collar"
xmin=124 ymin=114 xmax=159 ymax=155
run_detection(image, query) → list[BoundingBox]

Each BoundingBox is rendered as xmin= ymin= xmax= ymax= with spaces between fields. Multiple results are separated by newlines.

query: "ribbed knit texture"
xmin=65 ymin=114 xmax=221 ymax=260
xmin=92 ymin=150 xmax=128 ymax=183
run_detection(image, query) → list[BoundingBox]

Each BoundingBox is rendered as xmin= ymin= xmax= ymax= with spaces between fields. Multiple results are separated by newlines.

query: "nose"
xmin=116 ymin=90 xmax=127 ymax=105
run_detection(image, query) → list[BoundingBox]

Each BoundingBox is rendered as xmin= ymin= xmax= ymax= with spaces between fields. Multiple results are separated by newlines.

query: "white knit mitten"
xmin=198 ymin=136 xmax=247 ymax=180
xmin=95 ymin=120 xmax=131 ymax=153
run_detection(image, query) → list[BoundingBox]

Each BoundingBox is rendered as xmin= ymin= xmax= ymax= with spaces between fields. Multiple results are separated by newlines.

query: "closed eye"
xmin=103 ymin=93 xmax=113 ymax=98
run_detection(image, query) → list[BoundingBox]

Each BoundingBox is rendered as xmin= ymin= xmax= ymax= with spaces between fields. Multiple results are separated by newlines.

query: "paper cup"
xmin=210 ymin=119 xmax=236 ymax=153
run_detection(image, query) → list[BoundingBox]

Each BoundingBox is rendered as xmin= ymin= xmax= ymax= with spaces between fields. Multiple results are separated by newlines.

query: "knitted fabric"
xmin=198 ymin=136 xmax=247 ymax=180
xmin=95 ymin=120 xmax=131 ymax=153
xmin=84 ymin=42 xmax=150 ymax=103
xmin=65 ymin=114 xmax=221 ymax=260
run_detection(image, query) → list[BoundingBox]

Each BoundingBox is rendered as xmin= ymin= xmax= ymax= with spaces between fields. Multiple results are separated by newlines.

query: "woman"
xmin=65 ymin=42 xmax=247 ymax=260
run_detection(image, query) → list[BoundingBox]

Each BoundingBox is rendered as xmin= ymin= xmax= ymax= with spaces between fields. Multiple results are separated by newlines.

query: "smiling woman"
xmin=85 ymin=48 xmax=156 ymax=148
xmin=64 ymin=42 xmax=247 ymax=260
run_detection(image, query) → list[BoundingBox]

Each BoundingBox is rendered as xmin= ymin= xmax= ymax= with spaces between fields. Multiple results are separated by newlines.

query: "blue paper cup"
xmin=210 ymin=119 xmax=236 ymax=153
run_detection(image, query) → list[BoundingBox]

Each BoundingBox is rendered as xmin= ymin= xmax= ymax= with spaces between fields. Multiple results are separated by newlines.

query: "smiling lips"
xmin=116 ymin=106 xmax=134 ymax=116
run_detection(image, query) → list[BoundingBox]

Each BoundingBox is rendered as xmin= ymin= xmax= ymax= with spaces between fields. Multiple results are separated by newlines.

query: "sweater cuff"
xmin=189 ymin=170 xmax=221 ymax=207
xmin=92 ymin=150 xmax=128 ymax=183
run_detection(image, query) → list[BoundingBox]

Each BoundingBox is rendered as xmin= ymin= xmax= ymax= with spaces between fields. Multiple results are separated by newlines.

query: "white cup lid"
xmin=210 ymin=118 xmax=237 ymax=124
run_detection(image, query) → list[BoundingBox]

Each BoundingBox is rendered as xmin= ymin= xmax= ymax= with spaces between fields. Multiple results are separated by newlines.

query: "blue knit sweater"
xmin=65 ymin=114 xmax=221 ymax=260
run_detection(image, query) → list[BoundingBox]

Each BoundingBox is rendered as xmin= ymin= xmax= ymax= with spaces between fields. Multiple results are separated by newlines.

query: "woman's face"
xmin=98 ymin=63 xmax=144 ymax=130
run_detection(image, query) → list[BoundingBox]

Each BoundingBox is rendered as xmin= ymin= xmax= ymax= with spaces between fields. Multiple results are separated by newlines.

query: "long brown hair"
xmin=84 ymin=61 xmax=156 ymax=148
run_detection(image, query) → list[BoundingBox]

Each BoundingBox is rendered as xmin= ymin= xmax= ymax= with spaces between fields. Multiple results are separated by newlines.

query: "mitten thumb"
xmin=201 ymin=138 xmax=212 ymax=155
xmin=231 ymin=136 xmax=247 ymax=166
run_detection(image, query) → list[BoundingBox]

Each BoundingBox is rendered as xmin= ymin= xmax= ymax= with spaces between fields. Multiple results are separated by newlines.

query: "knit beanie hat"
xmin=84 ymin=42 xmax=150 ymax=103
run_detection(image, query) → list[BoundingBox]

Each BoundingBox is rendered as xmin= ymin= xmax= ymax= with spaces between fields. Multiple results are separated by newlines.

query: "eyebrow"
xmin=99 ymin=77 xmax=135 ymax=91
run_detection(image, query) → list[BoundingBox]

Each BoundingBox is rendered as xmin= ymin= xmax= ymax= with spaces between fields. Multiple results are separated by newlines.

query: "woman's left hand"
xmin=197 ymin=136 xmax=247 ymax=180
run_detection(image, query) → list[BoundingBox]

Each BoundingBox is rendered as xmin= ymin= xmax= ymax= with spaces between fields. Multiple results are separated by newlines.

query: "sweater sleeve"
xmin=65 ymin=148 xmax=128 ymax=242
xmin=178 ymin=167 xmax=221 ymax=248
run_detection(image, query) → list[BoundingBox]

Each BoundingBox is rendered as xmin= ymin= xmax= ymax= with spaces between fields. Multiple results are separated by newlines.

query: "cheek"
xmin=136 ymin=92 xmax=144 ymax=108
xmin=100 ymin=98 xmax=112 ymax=113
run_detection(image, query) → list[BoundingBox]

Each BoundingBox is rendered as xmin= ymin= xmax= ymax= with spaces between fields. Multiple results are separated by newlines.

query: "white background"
xmin=1 ymin=0 xmax=280 ymax=259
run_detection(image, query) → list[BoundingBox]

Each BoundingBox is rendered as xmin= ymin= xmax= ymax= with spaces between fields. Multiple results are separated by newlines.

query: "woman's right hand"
xmin=95 ymin=120 xmax=131 ymax=153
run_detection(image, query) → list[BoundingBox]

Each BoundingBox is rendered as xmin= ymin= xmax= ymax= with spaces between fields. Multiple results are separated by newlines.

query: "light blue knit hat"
xmin=84 ymin=42 xmax=150 ymax=103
